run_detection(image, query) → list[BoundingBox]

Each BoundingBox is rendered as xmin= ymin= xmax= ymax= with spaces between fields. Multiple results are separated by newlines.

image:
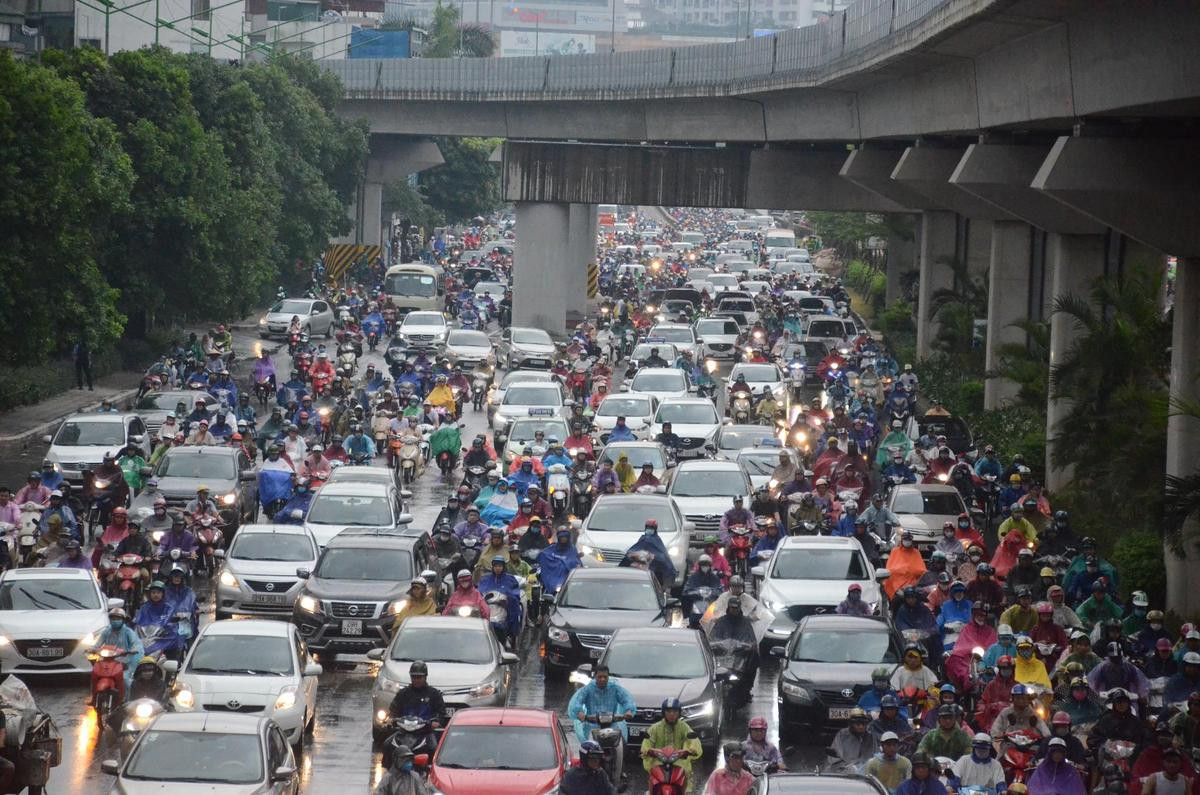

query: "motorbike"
xmin=484 ymin=590 xmax=513 ymax=647
xmin=942 ymin=621 xmax=966 ymax=656
xmin=472 ymin=374 xmax=489 ymax=412
xmin=584 ymin=712 xmax=626 ymax=792
xmin=337 ymin=345 xmax=357 ymax=376
xmin=381 ymin=716 xmax=437 ymax=770
xmin=684 ymin=585 xmax=721 ymax=630
xmin=435 ymin=445 xmax=458 ymax=477
xmin=571 ymin=469 xmax=594 ymax=517
xmin=89 ymin=645 xmax=129 ymax=735
xmin=727 ymin=525 xmax=753 ymax=580
xmin=459 ymin=537 xmax=483 ymax=573
xmin=1099 ymin=738 xmax=1137 ymax=781
xmin=730 ymin=395 xmax=752 ymax=424
xmin=394 ymin=435 xmax=424 ymax=484
xmin=193 ymin=519 xmax=223 ymax=579
xmin=112 ymin=553 xmax=146 ymax=612
xmin=746 ymin=758 xmax=780 ymax=778
xmin=711 ymin=637 xmax=757 ymax=701
xmin=254 ymin=379 xmax=273 ymax=408
xmin=646 ymin=745 xmax=693 ymax=795
xmin=999 ymin=729 xmax=1041 ymax=784
xmin=546 ymin=464 xmax=571 ymax=522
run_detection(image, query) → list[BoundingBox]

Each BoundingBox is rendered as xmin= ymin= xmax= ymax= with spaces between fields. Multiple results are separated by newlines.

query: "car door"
xmin=128 ymin=417 xmax=151 ymax=457
xmin=313 ymin=301 xmax=331 ymax=335
xmin=293 ymin=630 xmax=319 ymax=712
xmin=267 ymin=724 xmax=297 ymax=793
xmin=499 ymin=328 xmax=512 ymax=361
xmin=237 ymin=450 xmax=256 ymax=513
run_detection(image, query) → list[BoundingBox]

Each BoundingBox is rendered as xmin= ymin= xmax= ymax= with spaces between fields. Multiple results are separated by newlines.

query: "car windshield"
xmin=605 ymin=640 xmax=707 ymax=678
xmin=807 ymin=321 xmax=845 ymax=337
xmin=719 ymin=300 xmax=755 ymax=313
xmin=695 ymin=320 xmax=739 ymax=336
xmin=0 ymin=579 xmax=100 ymax=610
xmin=230 ymin=533 xmax=314 ymax=562
xmin=719 ymin=428 xmax=774 ymax=450
xmin=513 ymin=330 xmax=552 ymax=346
xmin=734 ymin=365 xmax=779 ymax=383
xmin=508 ymin=419 xmax=568 ymax=444
xmin=385 ymin=273 xmax=437 ymax=297
xmin=671 ymin=470 xmax=746 ymax=497
xmin=155 ymin=452 xmax=235 ymax=480
xmin=597 ymin=447 xmax=667 ymax=472
xmin=136 ymin=393 xmax=190 ymax=411
xmin=316 ymin=548 xmax=412 ymax=581
xmin=782 ymin=342 xmax=826 ymax=360
xmin=709 ymin=275 xmax=738 ymax=286
xmin=448 ymin=330 xmax=490 ymax=347
xmin=560 ymin=578 xmax=660 ymax=610
xmin=475 ymin=282 xmax=505 ymax=296
xmin=790 ymin=629 xmax=899 ymax=664
xmin=187 ymin=634 xmax=294 ymax=675
xmin=586 ymin=499 xmax=676 ymax=532
xmin=273 ymin=300 xmax=312 ymax=315
xmin=771 ymin=549 xmax=868 ymax=580
xmin=500 ymin=371 xmax=551 ymax=389
xmin=633 ymin=346 xmax=677 ymax=361
xmin=651 ymin=328 xmax=694 ymax=344
xmin=404 ymin=314 xmax=444 ymax=327
xmin=124 ymin=730 xmax=263 ymax=783
xmin=738 ymin=454 xmax=780 ymax=476
xmin=437 ymin=725 xmax=558 ymax=771
xmin=391 ymin=626 xmax=493 ymax=664
xmin=597 ymin=397 xmax=651 ymax=417
xmin=892 ymin=491 xmax=964 ymax=516
xmin=306 ymin=495 xmax=392 ymax=526
xmin=502 ymin=387 xmax=560 ymax=406
xmin=632 ymin=372 xmax=685 ymax=392
xmin=52 ymin=420 xmax=125 ymax=447
xmin=656 ymin=403 xmax=718 ymax=425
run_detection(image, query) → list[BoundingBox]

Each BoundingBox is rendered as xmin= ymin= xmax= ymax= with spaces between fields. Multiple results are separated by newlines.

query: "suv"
xmin=397 ymin=311 xmax=449 ymax=351
xmin=291 ymin=528 xmax=436 ymax=657
xmin=150 ymin=445 xmax=258 ymax=531
xmin=668 ymin=459 xmax=751 ymax=549
xmin=43 ymin=412 xmax=151 ymax=484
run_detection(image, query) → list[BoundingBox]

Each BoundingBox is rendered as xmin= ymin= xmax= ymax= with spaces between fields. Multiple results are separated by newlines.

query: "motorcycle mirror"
xmin=413 ymin=754 xmax=429 ymax=768
xmin=101 ymin=760 xmax=120 ymax=776
xmin=366 ymin=648 xmax=384 ymax=661
xmin=769 ymin=646 xmax=786 ymax=658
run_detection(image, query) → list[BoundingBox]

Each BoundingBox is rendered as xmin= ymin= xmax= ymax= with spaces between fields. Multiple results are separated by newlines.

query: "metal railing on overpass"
xmin=323 ymin=0 xmax=975 ymax=100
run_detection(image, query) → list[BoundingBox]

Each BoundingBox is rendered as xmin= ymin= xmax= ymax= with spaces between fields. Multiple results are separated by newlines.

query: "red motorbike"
xmin=566 ymin=370 xmax=589 ymax=403
xmin=727 ymin=525 xmax=753 ymax=580
xmin=646 ymin=746 xmax=692 ymax=795
xmin=113 ymin=553 xmax=145 ymax=612
xmin=90 ymin=645 xmax=128 ymax=735
xmin=193 ymin=517 xmax=223 ymax=579
xmin=1000 ymin=729 xmax=1041 ymax=784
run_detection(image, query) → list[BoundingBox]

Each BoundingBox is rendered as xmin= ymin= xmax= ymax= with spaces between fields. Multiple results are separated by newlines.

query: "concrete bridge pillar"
xmin=566 ymin=204 xmax=597 ymax=326
xmin=885 ymin=218 xmax=917 ymax=305
xmin=983 ymin=221 xmax=1033 ymax=410
xmin=1166 ymin=258 xmax=1200 ymax=615
xmin=513 ymin=201 xmax=571 ymax=337
xmin=1044 ymin=233 xmax=1106 ymax=492
xmin=915 ymin=210 xmax=958 ymax=360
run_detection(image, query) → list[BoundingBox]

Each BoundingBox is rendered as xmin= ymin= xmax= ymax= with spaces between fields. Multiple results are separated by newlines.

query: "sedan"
xmin=164 ymin=620 xmax=322 ymax=749
xmin=101 ymin=712 xmax=299 ymax=793
xmin=649 ymin=398 xmax=720 ymax=459
xmin=133 ymin=390 xmax=207 ymax=442
xmin=0 ymin=568 xmax=119 ymax=676
xmin=367 ymin=615 xmax=517 ymax=740
xmin=713 ymin=424 xmax=778 ymax=461
xmin=575 ymin=493 xmax=689 ymax=588
xmin=487 ymin=369 xmax=557 ymax=428
xmin=728 ymin=362 xmax=788 ymax=408
xmin=258 ymin=297 xmax=334 ymax=339
xmin=628 ymin=368 xmax=691 ymax=403
xmin=303 ymin=480 xmax=410 ymax=549
xmin=694 ymin=317 xmax=741 ymax=360
xmin=215 ymin=524 xmax=319 ymax=620
xmin=498 ymin=327 xmax=557 ymax=370
xmin=593 ymin=394 xmax=657 ymax=442
xmin=398 ymin=311 xmax=449 ymax=350
xmin=492 ymin=381 xmax=569 ymax=428
xmin=429 ymin=708 xmax=568 ymax=795
xmin=444 ymin=329 xmax=494 ymax=369
xmin=736 ymin=446 xmax=800 ymax=491
xmin=886 ymin=484 xmax=969 ymax=551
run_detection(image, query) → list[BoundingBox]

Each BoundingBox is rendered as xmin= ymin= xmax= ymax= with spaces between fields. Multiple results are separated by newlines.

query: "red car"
xmin=429 ymin=707 xmax=570 ymax=795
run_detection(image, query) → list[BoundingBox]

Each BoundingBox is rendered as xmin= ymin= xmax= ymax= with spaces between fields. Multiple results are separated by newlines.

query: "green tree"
xmin=805 ymin=211 xmax=889 ymax=260
xmin=985 ymin=319 xmax=1050 ymax=411
xmin=421 ymin=137 xmax=501 ymax=222
xmin=418 ymin=2 xmax=495 ymax=58
xmin=383 ymin=180 xmax=443 ymax=234
xmin=0 ymin=52 xmax=129 ymax=363
xmin=926 ymin=257 xmax=988 ymax=367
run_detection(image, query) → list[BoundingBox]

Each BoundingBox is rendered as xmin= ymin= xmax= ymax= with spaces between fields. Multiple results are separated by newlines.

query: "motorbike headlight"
xmin=220 ymin=492 xmax=237 ymax=506
xmin=375 ymin=709 xmax=390 ymax=723
xmin=781 ymin=682 xmax=812 ymax=702
xmin=768 ymin=479 xmax=779 ymax=489
xmin=219 ymin=570 xmax=238 ymax=588
xmin=93 ymin=478 xmax=110 ymax=490
xmin=388 ymin=599 xmax=408 ymax=615
xmin=297 ymin=595 xmax=321 ymax=613
xmin=274 ymin=686 xmax=298 ymax=711
xmin=547 ymin=626 xmax=569 ymax=643
xmin=134 ymin=701 xmax=155 ymax=720
xmin=682 ymin=699 xmax=714 ymax=719
xmin=173 ymin=688 xmax=195 ymax=709
xmin=151 ymin=530 xmax=164 ymax=544
xmin=471 ymin=680 xmax=498 ymax=698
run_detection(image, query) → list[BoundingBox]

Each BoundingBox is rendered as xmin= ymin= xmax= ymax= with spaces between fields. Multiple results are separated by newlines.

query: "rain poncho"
xmin=429 ymin=425 xmax=461 ymax=457
xmin=989 ymin=530 xmax=1028 ymax=579
xmin=1014 ymin=652 xmax=1052 ymax=690
xmin=567 ymin=678 xmax=637 ymax=742
xmin=946 ymin=620 xmax=997 ymax=689
xmin=537 ymin=543 xmax=581 ymax=595
xmin=875 ymin=430 xmax=914 ymax=468
xmin=620 ymin=532 xmax=677 ymax=589
xmin=480 ymin=487 xmax=519 ymax=526
xmin=257 ymin=469 xmax=293 ymax=509
xmin=883 ymin=546 xmax=927 ymax=600
xmin=614 ymin=455 xmax=635 ymax=492
xmin=1026 ymin=756 xmax=1085 ymax=795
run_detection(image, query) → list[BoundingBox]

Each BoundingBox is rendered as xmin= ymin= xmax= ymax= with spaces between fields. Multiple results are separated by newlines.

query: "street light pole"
xmin=609 ymin=0 xmax=615 ymax=53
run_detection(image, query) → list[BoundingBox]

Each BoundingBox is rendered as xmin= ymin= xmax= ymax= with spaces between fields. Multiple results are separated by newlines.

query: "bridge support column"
xmin=513 ymin=201 xmax=571 ymax=337
xmin=1166 ymin=258 xmax=1200 ymax=615
xmin=915 ymin=210 xmax=957 ymax=360
xmin=566 ymin=204 xmax=596 ymax=326
xmin=361 ymin=181 xmax=384 ymax=250
xmin=1044 ymin=233 xmax=1106 ymax=492
xmin=983 ymin=221 xmax=1033 ymax=409
xmin=885 ymin=219 xmax=917 ymax=305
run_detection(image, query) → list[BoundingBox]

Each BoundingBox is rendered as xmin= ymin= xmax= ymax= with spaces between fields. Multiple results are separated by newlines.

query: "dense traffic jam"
xmin=0 ymin=206 xmax=1188 ymax=795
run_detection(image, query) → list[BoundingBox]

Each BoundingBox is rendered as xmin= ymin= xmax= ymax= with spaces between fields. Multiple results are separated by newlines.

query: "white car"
xmin=739 ymin=281 xmax=770 ymax=296
xmin=497 ymin=327 xmax=557 ymax=370
xmin=593 ymin=394 xmax=658 ymax=442
xmin=707 ymin=274 xmax=740 ymax=293
xmin=258 ymin=297 xmax=335 ymax=339
xmin=628 ymin=368 xmax=692 ymax=403
xmin=487 ymin=369 xmax=557 ymax=427
xmin=650 ymin=398 xmax=721 ymax=460
xmin=735 ymin=446 xmax=801 ymax=491
xmin=754 ymin=535 xmax=889 ymax=650
xmin=694 ymin=317 xmax=741 ymax=361
xmin=714 ymin=296 xmax=760 ymax=326
xmin=0 ymin=568 xmax=118 ymax=676
xmin=165 ymin=620 xmax=322 ymax=748
xmin=303 ymin=480 xmax=411 ymax=549
xmin=576 ymin=494 xmax=690 ymax=587
xmin=397 ymin=311 xmax=449 ymax=350
xmin=492 ymin=380 xmax=569 ymax=427
xmin=215 ymin=524 xmax=320 ymax=620
xmin=647 ymin=323 xmax=701 ymax=360
xmin=43 ymin=412 xmax=152 ymax=484
xmin=668 ymin=459 xmax=752 ymax=550
xmin=629 ymin=342 xmax=680 ymax=370
xmin=728 ymin=362 xmax=789 ymax=409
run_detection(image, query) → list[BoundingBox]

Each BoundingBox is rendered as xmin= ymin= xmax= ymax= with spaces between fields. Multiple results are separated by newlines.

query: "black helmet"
xmin=409 ymin=661 xmax=428 ymax=677
xmin=580 ymin=740 xmax=604 ymax=760
xmin=386 ymin=736 xmax=414 ymax=767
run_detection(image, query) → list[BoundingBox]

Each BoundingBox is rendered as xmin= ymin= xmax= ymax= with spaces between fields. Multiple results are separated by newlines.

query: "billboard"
xmin=499 ymin=29 xmax=595 ymax=56
xmin=348 ymin=28 xmax=412 ymax=58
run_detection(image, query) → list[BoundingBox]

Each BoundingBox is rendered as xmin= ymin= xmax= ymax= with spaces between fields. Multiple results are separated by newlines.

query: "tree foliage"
xmin=421 ymin=137 xmax=502 ymax=223
xmin=805 ymin=211 xmax=889 ymax=260
xmin=421 ymin=2 xmax=495 ymax=57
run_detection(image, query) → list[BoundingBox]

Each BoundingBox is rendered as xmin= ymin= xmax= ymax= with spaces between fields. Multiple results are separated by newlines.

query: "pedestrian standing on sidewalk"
xmin=73 ymin=334 xmax=93 ymax=391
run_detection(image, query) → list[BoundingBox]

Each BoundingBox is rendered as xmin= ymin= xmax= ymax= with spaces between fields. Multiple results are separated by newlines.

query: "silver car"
xmin=215 ymin=524 xmax=319 ymax=620
xmin=101 ymin=712 xmax=299 ymax=793
xmin=132 ymin=390 xmax=207 ymax=441
xmin=367 ymin=615 xmax=517 ymax=740
xmin=497 ymin=327 xmax=557 ymax=370
xmin=398 ymin=311 xmax=449 ymax=350
xmin=43 ymin=412 xmax=151 ymax=484
xmin=257 ymin=298 xmax=335 ymax=339
xmin=444 ymin=329 xmax=494 ymax=368
xmin=487 ymin=369 xmax=558 ymax=428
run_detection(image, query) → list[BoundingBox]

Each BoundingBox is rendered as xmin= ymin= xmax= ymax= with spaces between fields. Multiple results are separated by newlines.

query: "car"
xmin=752 ymin=772 xmax=888 ymax=794
xmin=497 ymin=326 xmax=557 ymax=370
xmin=739 ymin=281 xmax=770 ymax=296
xmin=708 ymin=273 xmax=740 ymax=293
xmin=906 ymin=410 xmax=975 ymax=456
xmin=649 ymin=398 xmax=721 ymax=459
xmin=803 ymin=316 xmax=852 ymax=348
xmin=544 ymin=567 xmax=676 ymax=673
xmin=728 ymin=362 xmax=788 ymax=408
xmin=628 ymin=342 xmax=680 ymax=371
xmin=754 ymin=536 xmax=889 ymax=651
xmin=473 ymin=280 xmax=507 ymax=302
xmin=165 ymin=620 xmax=321 ymax=748
xmin=444 ymin=329 xmax=494 ymax=368
xmin=712 ymin=424 xmax=778 ymax=461
xmin=215 ymin=524 xmax=320 ymax=620
xmin=487 ymin=369 xmax=558 ymax=427
xmin=735 ymin=446 xmax=800 ymax=491
xmin=778 ymin=340 xmax=829 ymax=384
xmin=258 ymin=297 xmax=335 ymax=339
xmin=367 ymin=615 xmax=518 ymax=740
xmin=43 ymin=412 xmax=152 ymax=484
xmin=594 ymin=441 xmax=672 ymax=484
xmin=302 ymin=480 xmax=412 ymax=549
xmin=694 ymin=317 xmax=742 ymax=360
xmin=492 ymin=381 xmax=570 ymax=428
xmin=575 ymin=493 xmax=689 ymax=587
xmin=101 ymin=712 xmax=300 ymax=793
xmin=667 ymin=459 xmax=752 ymax=548
xmin=428 ymin=707 xmax=570 ymax=795
xmin=149 ymin=445 xmax=257 ymax=530
xmin=324 ymin=464 xmax=407 ymax=490
xmin=495 ymin=416 xmax=571 ymax=463
xmin=628 ymin=367 xmax=692 ymax=403
xmin=397 ymin=310 xmax=449 ymax=350
xmin=575 ymin=627 xmax=726 ymax=752
xmin=886 ymin=483 xmax=970 ymax=552
xmin=132 ymin=390 xmax=207 ymax=441
xmin=292 ymin=527 xmax=436 ymax=656
xmin=773 ymin=614 xmax=903 ymax=736
xmin=647 ymin=323 xmax=701 ymax=359
xmin=0 ymin=568 xmax=121 ymax=676
xmin=593 ymin=393 xmax=658 ymax=442
xmin=715 ymin=296 xmax=760 ymax=325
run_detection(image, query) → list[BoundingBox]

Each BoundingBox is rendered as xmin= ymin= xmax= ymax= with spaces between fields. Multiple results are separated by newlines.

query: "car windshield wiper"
xmin=436 ymin=762 xmax=468 ymax=769
xmin=41 ymin=589 xmax=90 ymax=609
xmin=17 ymin=588 xmax=58 ymax=611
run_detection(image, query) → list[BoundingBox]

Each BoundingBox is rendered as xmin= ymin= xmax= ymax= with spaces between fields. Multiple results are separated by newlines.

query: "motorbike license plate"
xmin=341 ymin=620 xmax=363 ymax=636
xmin=27 ymin=646 xmax=64 ymax=659
xmin=828 ymin=707 xmax=851 ymax=720
xmin=252 ymin=594 xmax=288 ymax=605
xmin=443 ymin=707 xmax=456 ymax=718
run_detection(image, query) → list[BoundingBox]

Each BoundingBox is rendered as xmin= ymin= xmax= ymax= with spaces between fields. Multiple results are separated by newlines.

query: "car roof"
xmin=326 ymin=467 xmax=398 ymax=485
xmin=600 ymin=440 xmax=663 ymax=450
xmin=675 ymin=459 xmax=742 ymax=471
xmin=892 ymin=484 xmax=961 ymax=496
xmin=599 ymin=393 xmax=651 ymax=404
xmin=650 ymin=323 xmax=692 ymax=332
xmin=163 ymin=445 xmax=236 ymax=457
xmin=657 ymin=397 xmax=714 ymax=407
xmin=779 ymin=535 xmax=861 ymax=550
xmin=397 ymin=615 xmax=490 ymax=632
xmin=405 ymin=311 xmax=445 ymax=320
xmin=325 ymin=529 xmax=419 ymax=549
xmin=505 ymin=382 xmax=560 ymax=391
xmin=612 ymin=626 xmax=703 ymax=644
xmin=763 ymin=772 xmax=888 ymax=794
xmin=591 ymin=493 xmax=674 ymax=507
xmin=736 ymin=446 xmax=789 ymax=457
xmin=146 ymin=711 xmax=267 ymax=735
xmin=633 ymin=368 xmax=685 ymax=377
xmin=198 ymin=618 xmax=293 ymax=638
xmin=447 ymin=707 xmax=556 ymax=728
xmin=566 ymin=567 xmax=657 ymax=584
xmin=314 ymin=481 xmax=392 ymax=496
xmin=2 ymin=567 xmax=96 ymax=581
xmin=798 ymin=614 xmax=891 ymax=633
xmin=233 ymin=523 xmax=313 ymax=537
xmin=62 ymin=412 xmax=133 ymax=423
xmin=720 ymin=424 xmax=773 ymax=435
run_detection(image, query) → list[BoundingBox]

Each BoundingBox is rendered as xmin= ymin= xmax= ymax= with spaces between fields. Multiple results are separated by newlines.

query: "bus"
xmin=383 ymin=262 xmax=444 ymax=313
xmin=764 ymin=228 xmax=797 ymax=252
xmin=598 ymin=204 xmax=618 ymax=227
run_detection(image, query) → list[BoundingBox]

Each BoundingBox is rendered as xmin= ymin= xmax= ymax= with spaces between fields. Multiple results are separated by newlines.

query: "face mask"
xmin=1018 ymin=648 xmax=1032 ymax=659
xmin=902 ymin=539 xmax=913 ymax=548
xmin=958 ymin=521 xmax=969 ymax=529
xmin=1151 ymin=622 xmax=1163 ymax=630
xmin=400 ymin=761 xmax=413 ymax=772
xmin=944 ymin=531 xmax=955 ymax=540
xmin=848 ymin=592 xmax=860 ymax=601
xmin=109 ymin=620 xmax=123 ymax=630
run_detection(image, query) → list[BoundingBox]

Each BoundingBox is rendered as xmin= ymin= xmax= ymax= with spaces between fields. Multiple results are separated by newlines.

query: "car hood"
xmin=178 ymin=673 xmax=294 ymax=701
xmin=593 ymin=415 xmax=650 ymax=431
xmin=897 ymin=514 xmax=957 ymax=537
xmin=700 ymin=334 xmax=738 ymax=344
xmin=304 ymin=578 xmax=404 ymax=602
xmin=513 ymin=341 xmax=556 ymax=355
xmin=431 ymin=767 xmax=559 ymax=795
xmin=112 ymin=780 xmax=271 ymax=795
xmin=227 ymin=558 xmax=312 ymax=580
xmin=615 ymin=676 xmax=710 ymax=709
xmin=156 ymin=476 xmax=238 ymax=499
xmin=783 ymin=659 xmax=882 ymax=687
xmin=635 ymin=389 xmax=688 ymax=403
xmin=381 ymin=660 xmax=496 ymax=689
xmin=448 ymin=344 xmax=491 ymax=358
xmin=0 ymin=609 xmax=105 ymax=637
xmin=671 ymin=496 xmax=740 ymax=515
xmin=578 ymin=531 xmax=685 ymax=561
xmin=551 ymin=607 xmax=665 ymax=633
xmin=760 ymin=578 xmax=880 ymax=608
xmin=655 ymin=423 xmax=717 ymax=439
xmin=47 ymin=445 xmax=120 ymax=462
xmin=266 ymin=310 xmax=304 ymax=322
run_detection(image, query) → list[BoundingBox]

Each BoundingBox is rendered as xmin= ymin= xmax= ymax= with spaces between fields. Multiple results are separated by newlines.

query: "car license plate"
xmin=589 ymin=648 xmax=603 ymax=659
xmin=27 ymin=647 xmax=63 ymax=659
xmin=342 ymin=620 xmax=363 ymax=636
xmin=828 ymin=707 xmax=851 ymax=720
xmin=252 ymin=594 xmax=288 ymax=605
xmin=529 ymin=359 xmax=549 ymax=366
xmin=629 ymin=726 xmax=646 ymax=740
xmin=444 ymin=707 xmax=457 ymax=717
xmin=529 ymin=408 xmax=554 ymax=416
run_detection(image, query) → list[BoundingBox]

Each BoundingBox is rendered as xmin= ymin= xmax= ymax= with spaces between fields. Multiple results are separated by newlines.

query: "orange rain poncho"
xmin=883 ymin=545 xmax=927 ymax=600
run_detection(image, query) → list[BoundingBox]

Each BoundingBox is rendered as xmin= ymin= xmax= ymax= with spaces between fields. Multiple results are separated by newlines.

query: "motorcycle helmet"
xmin=1010 ymin=684 xmax=1027 ymax=697
xmin=108 ymin=607 xmax=127 ymax=621
xmin=1035 ymin=601 xmax=1054 ymax=616
xmin=579 ymin=740 xmax=604 ymax=761
xmin=879 ymin=695 xmax=899 ymax=709
xmin=1051 ymin=711 xmax=1072 ymax=727
xmin=660 ymin=698 xmax=682 ymax=714
xmin=748 ymin=716 xmax=768 ymax=731
xmin=409 ymin=661 xmax=428 ymax=677
xmin=723 ymin=742 xmax=745 ymax=759
xmin=910 ymin=752 xmax=932 ymax=768
xmin=848 ymin=708 xmax=868 ymax=723
xmin=871 ymin=667 xmax=891 ymax=682
xmin=996 ymin=655 xmax=1015 ymax=670
xmin=386 ymin=737 xmax=414 ymax=767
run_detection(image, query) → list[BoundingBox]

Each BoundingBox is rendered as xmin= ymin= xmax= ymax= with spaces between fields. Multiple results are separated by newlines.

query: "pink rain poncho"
xmin=945 ymin=620 xmax=998 ymax=692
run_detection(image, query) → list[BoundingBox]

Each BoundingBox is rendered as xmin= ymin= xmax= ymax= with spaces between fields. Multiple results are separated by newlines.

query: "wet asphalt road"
xmin=4 ymin=326 xmax=822 ymax=793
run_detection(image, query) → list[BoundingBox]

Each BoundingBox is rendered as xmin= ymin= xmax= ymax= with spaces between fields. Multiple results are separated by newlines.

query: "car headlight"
xmin=274 ymin=686 xmax=298 ymax=711
xmin=547 ymin=626 xmax=570 ymax=643
xmin=135 ymin=702 xmax=155 ymax=719
xmin=781 ymin=681 xmax=812 ymax=702
xmin=173 ymin=688 xmax=195 ymax=709
xmin=377 ymin=676 xmax=401 ymax=694
xmin=471 ymin=680 xmax=498 ymax=698
xmin=259 ymin=317 xmax=267 ymax=326
xmin=682 ymin=699 xmax=714 ymax=719
xmin=81 ymin=627 xmax=105 ymax=646
xmin=219 ymin=570 xmax=238 ymax=588
xmin=297 ymin=595 xmax=320 ymax=613
xmin=388 ymin=599 xmax=408 ymax=615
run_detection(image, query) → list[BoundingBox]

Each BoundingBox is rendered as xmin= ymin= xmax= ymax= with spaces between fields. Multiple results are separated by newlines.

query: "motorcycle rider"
xmin=1012 ymin=636 xmax=1052 ymax=690
xmin=538 ymin=529 xmax=582 ymax=596
xmin=426 ymin=375 xmax=456 ymax=418
xmin=345 ymin=423 xmax=376 ymax=462
xmin=477 ymin=554 xmax=522 ymax=640
xmin=1030 ymin=601 xmax=1070 ymax=665
xmin=300 ymin=444 xmax=332 ymax=482
xmin=156 ymin=515 xmax=197 ymax=562
xmin=870 ymin=694 xmax=915 ymax=740
xmin=560 ymin=741 xmax=615 ymax=795
xmin=703 ymin=742 xmax=753 ymax=795
xmin=387 ymin=659 xmax=446 ymax=732
xmin=701 ymin=575 xmax=764 ymax=634
xmin=16 ymin=471 xmax=50 ymax=506
xmin=442 ymin=570 xmax=489 ymax=618
xmin=862 ymin=732 xmax=912 ymax=792
xmin=951 ymin=733 xmax=1007 ymax=793
xmin=1076 ymin=579 xmax=1123 ymax=630
xmin=274 ymin=476 xmax=313 ymax=525
xmin=892 ymin=643 xmax=939 ymax=692
xmin=1000 ymin=587 xmax=1040 ymax=634
xmin=111 ymin=522 xmax=152 ymax=587
xmin=743 ymin=716 xmax=786 ymax=772
xmin=134 ymin=581 xmax=186 ymax=661
xmin=708 ymin=599 xmax=758 ymax=688
xmin=835 ymin=582 xmax=872 ymax=616
xmin=895 ymin=753 xmax=950 ymax=795
xmin=567 ymin=663 xmax=636 ymax=743
xmin=682 ymin=554 xmax=723 ymax=621
xmin=830 ymin=709 xmax=879 ymax=767
xmin=391 ymin=579 xmax=438 ymax=631
xmin=620 ymin=520 xmax=677 ymax=591
xmin=1087 ymin=688 xmax=1146 ymax=758
xmin=372 ymin=740 xmax=431 ymax=795
xmin=640 ymin=698 xmax=702 ymax=788
xmin=1038 ymin=711 xmax=1088 ymax=766
xmin=607 ymin=416 xmax=636 ymax=443
xmin=92 ymin=607 xmax=144 ymax=694
xmin=454 ymin=506 xmax=489 ymax=544
xmin=991 ymin=683 xmax=1050 ymax=738
xmin=918 ymin=704 xmax=973 ymax=760
xmin=720 ymin=496 xmax=753 ymax=543
xmin=56 ymin=538 xmax=92 ymax=570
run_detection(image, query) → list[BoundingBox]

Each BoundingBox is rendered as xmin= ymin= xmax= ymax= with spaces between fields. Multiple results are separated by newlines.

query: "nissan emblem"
xmin=265 ymin=582 xmax=275 ymax=592
xmin=348 ymin=604 xmax=359 ymax=616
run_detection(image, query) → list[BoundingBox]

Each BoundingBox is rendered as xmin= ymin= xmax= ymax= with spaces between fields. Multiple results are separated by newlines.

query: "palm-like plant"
xmin=986 ymin=319 xmax=1050 ymax=410
xmin=927 ymin=257 xmax=988 ymax=365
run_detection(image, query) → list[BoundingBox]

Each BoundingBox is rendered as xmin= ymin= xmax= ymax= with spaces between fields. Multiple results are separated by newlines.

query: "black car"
xmin=751 ymin=773 xmax=888 ymax=794
xmin=772 ymin=614 xmax=902 ymax=739
xmin=543 ymin=568 xmax=676 ymax=672
xmin=912 ymin=411 xmax=974 ymax=456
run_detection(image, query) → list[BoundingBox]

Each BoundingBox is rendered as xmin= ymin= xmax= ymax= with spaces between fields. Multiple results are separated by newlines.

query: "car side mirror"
xmin=750 ymin=566 xmax=764 ymax=578
xmin=366 ymin=648 xmax=384 ymax=661
xmin=272 ymin=765 xmax=297 ymax=782
xmin=296 ymin=568 xmax=310 ymax=579
xmin=303 ymin=662 xmax=323 ymax=677
xmin=42 ymin=435 xmax=52 ymax=444
xmin=664 ymin=598 xmax=680 ymax=610
xmin=139 ymin=466 xmax=153 ymax=477
xmin=239 ymin=471 xmax=256 ymax=482
xmin=715 ymin=666 xmax=730 ymax=680
xmin=213 ymin=549 xmax=225 ymax=559
xmin=769 ymin=646 xmax=786 ymax=658
xmin=397 ymin=513 xmax=414 ymax=525
xmin=130 ymin=434 xmax=145 ymax=444
xmin=161 ymin=660 xmax=180 ymax=675
xmin=107 ymin=597 xmax=126 ymax=611
xmin=101 ymin=759 xmax=120 ymax=776
xmin=290 ymin=509 xmax=304 ymax=520
xmin=501 ymin=652 xmax=519 ymax=665
xmin=875 ymin=570 xmax=891 ymax=581
xmin=682 ymin=521 xmax=696 ymax=534
xmin=413 ymin=754 xmax=430 ymax=768
xmin=400 ymin=490 xmax=413 ymax=500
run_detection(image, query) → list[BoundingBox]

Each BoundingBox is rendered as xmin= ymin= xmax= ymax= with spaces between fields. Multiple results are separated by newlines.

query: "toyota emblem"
xmin=841 ymin=688 xmax=855 ymax=699
xmin=347 ymin=605 xmax=359 ymax=616
xmin=705 ymin=514 xmax=717 ymax=521
xmin=227 ymin=699 xmax=241 ymax=710
xmin=265 ymin=582 xmax=275 ymax=592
